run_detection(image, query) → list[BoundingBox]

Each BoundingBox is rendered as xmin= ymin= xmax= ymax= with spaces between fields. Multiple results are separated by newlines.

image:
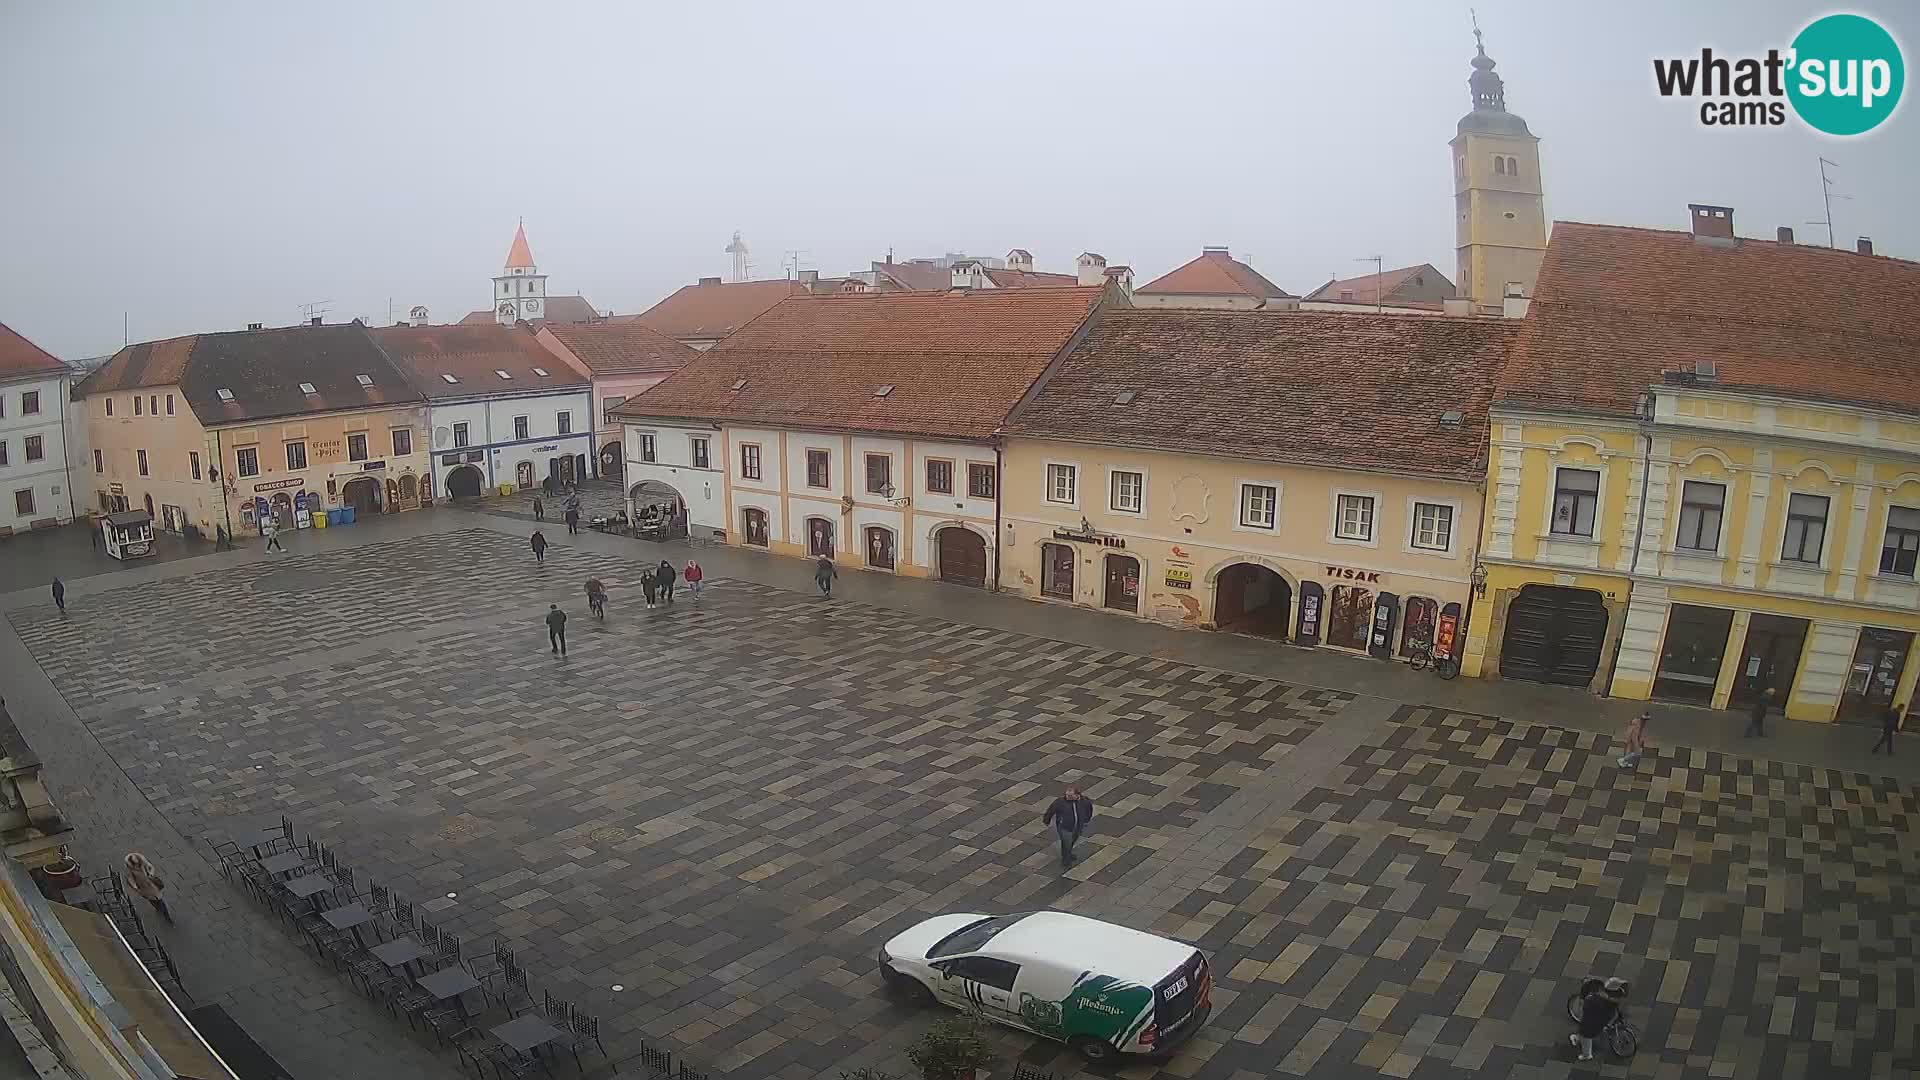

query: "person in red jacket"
xmin=684 ymin=560 xmax=704 ymax=601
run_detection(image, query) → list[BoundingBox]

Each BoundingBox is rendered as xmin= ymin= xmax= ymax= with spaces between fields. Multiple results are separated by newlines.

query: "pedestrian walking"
xmin=51 ymin=578 xmax=66 ymax=615
xmin=1617 ymin=711 xmax=1650 ymax=768
xmin=530 ymin=530 xmax=548 ymax=566
xmin=90 ymin=519 xmax=100 ymax=550
xmin=814 ymin=556 xmax=837 ymax=598
xmin=566 ymin=507 xmax=581 ymax=536
xmin=684 ymin=559 xmax=704 ymax=601
xmin=1870 ymin=702 xmax=1902 ymax=755
xmin=263 ymin=519 xmax=285 ymax=553
xmin=545 ymin=603 xmax=568 ymax=656
xmin=532 ymin=496 xmax=544 ymax=523
xmin=215 ymin=524 xmax=230 ymax=551
xmin=641 ymin=572 xmax=658 ymax=610
xmin=1042 ymin=784 xmax=1095 ymax=868
xmin=124 ymin=852 xmax=172 ymax=924
xmin=657 ymin=560 xmax=677 ymax=604
xmin=1745 ymin=686 xmax=1774 ymax=737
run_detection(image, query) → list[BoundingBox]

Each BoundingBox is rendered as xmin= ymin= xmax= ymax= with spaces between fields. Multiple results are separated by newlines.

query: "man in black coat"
xmin=545 ymin=604 xmax=567 ymax=657
xmin=1569 ymin=977 xmax=1624 ymax=1061
xmin=1871 ymin=703 xmax=1902 ymax=755
xmin=1042 ymin=784 xmax=1095 ymax=868
xmin=657 ymin=560 xmax=677 ymax=604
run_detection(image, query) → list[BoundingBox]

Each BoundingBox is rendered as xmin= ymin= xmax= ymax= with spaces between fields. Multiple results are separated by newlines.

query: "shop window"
xmin=1676 ymin=480 xmax=1725 ymax=553
xmin=926 ymin=458 xmax=954 ymax=495
xmin=1879 ymin=506 xmax=1920 ymax=577
xmin=806 ymin=449 xmax=832 ymax=489
xmin=1400 ymin=596 xmax=1439 ymax=655
xmin=348 ymin=433 xmax=368 ymax=462
xmin=691 ymin=437 xmax=709 ymax=469
xmin=1652 ymin=604 xmax=1734 ymax=704
xmin=1411 ymin=502 xmax=1453 ymax=551
xmin=236 ymin=447 xmax=259 ymax=478
xmin=286 ymin=440 xmax=308 ymax=470
xmin=1781 ymin=493 xmax=1829 ymax=564
xmin=1841 ymin=628 xmax=1914 ymax=723
xmin=1240 ymin=484 xmax=1277 ymax=529
xmin=1041 ymin=542 xmax=1075 ymax=599
xmin=13 ymin=489 xmax=32 ymax=516
xmin=742 ymin=506 xmax=769 ymax=546
xmin=865 ymin=526 xmax=895 ymax=569
xmin=189 ymin=451 xmax=201 ymax=480
xmin=967 ymin=462 xmax=996 ymax=499
xmin=1109 ymin=469 xmax=1143 ymax=513
xmin=1335 ymin=494 xmax=1375 ymax=541
xmin=557 ymin=411 xmax=571 ymax=434
xmin=1046 ymin=463 xmax=1077 ymax=505
xmin=740 ymin=444 xmax=762 ymax=480
xmin=1550 ymin=468 xmax=1600 ymax=537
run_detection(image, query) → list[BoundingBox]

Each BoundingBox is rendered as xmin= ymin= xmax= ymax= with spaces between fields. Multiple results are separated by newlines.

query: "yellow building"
xmin=1451 ymin=27 xmax=1547 ymax=315
xmin=79 ymin=322 xmax=432 ymax=537
xmin=1001 ymin=308 xmax=1516 ymax=661
xmin=1463 ymin=210 xmax=1920 ymax=724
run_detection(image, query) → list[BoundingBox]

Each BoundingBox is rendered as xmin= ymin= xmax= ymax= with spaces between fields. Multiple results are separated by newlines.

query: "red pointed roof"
xmin=1137 ymin=249 xmax=1293 ymax=300
xmin=504 ymin=222 xmax=536 ymax=269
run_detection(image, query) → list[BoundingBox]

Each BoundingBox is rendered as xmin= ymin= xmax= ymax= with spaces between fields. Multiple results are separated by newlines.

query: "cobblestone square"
xmin=9 ymin=526 xmax=1916 ymax=1079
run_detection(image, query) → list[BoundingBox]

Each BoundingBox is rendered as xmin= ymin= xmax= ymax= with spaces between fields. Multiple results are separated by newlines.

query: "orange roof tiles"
xmin=371 ymin=323 xmax=587 ymax=399
xmin=617 ymin=287 xmax=1107 ymax=440
xmin=636 ymin=279 xmax=800 ymax=342
xmin=504 ymin=222 xmax=536 ymax=269
xmin=0 ymin=321 xmax=67 ymax=377
xmin=1499 ymin=222 xmax=1920 ymax=419
xmin=1137 ymin=250 xmax=1294 ymax=300
xmin=1008 ymin=309 xmax=1518 ymax=482
xmin=542 ymin=322 xmax=700 ymax=377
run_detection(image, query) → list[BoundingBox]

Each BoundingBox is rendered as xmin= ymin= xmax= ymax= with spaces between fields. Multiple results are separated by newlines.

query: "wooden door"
xmin=938 ymin=528 xmax=987 ymax=587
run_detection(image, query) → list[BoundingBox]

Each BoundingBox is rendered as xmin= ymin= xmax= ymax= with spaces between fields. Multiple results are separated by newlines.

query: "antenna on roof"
xmin=1354 ymin=255 xmax=1384 ymax=313
xmin=1808 ymin=157 xmax=1851 ymax=249
xmin=298 ymin=300 xmax=332 ymax=325
xmin=782 ymin=250 xmax=809 ymax=279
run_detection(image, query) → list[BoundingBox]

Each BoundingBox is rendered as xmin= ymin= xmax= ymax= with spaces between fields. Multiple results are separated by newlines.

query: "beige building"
xmin=78 ymin=322 xmax=431 ymax=536
xmin=1452 ymin=29 xmax=1547 ymax=315
xmin=1002 ymin=308 xmax=1516 ymax=662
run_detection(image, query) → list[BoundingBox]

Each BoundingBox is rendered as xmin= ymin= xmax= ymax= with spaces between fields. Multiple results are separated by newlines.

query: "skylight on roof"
xmin=298 ymin=382 xmax=317 ymax=395
xmin=532 ymin=367 xmax=549 ymax=377
xmin=441 ymin=374 xmax=460 ymax=384
xmin=355 ymin=373 xmax=374 ymax=387
xmin=1440 ymin=409 xmax=1464 ymax=425
xmin=216 ymin=388 xmax=234 ymax=401
xmin=495 ymin=369 xmax=513 ymax=380
xmin=1113 ymin=389 xmax=1137 ymax=405
xmin=730 ymin=378 xmax=748 ymax=391
xmin=874 ymin=384 xmax=895 ymax=398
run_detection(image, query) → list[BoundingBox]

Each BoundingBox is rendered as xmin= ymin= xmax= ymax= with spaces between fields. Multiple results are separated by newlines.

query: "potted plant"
xmin=43 ymin=846 xmax=83 ymax=891
xmin=906 ymin=1013 xmax=995 ymax=1080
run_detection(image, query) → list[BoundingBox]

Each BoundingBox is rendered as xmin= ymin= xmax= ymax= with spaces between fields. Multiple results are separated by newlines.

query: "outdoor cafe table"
xmin=370 ymin=936 xmax=430 ymax=977
xmin=233 ymin=827 xmax=282 ymax=856
xmin=321 ymin=902 xmax=375 ymax=948
xmin=491 ymin=1014 xmax=567 ymax=1057
xmin=417 ymin=966 xmax=482 ymax=1018
xmin=282 ymin=873 xmax=333 ymax=900
xmin=260 ymin=851 xmax=308 ymax=878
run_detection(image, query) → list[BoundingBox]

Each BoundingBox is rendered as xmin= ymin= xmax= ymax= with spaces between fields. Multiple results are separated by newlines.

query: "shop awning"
xmin=50 ymin=903 xmax=236 ymax=1080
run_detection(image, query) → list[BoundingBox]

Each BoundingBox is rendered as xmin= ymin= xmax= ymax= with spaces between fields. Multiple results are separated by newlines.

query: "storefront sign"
xmin=253 ymin=478 xmax=303 ymax=492
xmin=361 ymin=460 xmax=386 ymax=471
xmin=1165 ymin=567 xmax=1193 ymax=589
xmin=108 ymin=482 xmax=125 ymax=495
xmin=312 ymin=439 xmax=344 ymax=462
xmin=534 ymin=444 xmax=558 ymax=453
xmin=1052 ymin=527 xmax=1126 ymax=548
xmin=1325 ymin=565 xmax=1382 ymax=583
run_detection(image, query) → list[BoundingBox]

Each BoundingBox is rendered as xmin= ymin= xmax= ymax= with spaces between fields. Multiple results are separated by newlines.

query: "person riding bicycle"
xmin=1570 ymin=977 xmax=1626 ymax=1061
xmin=584 ymin=577 xmax=607 ymax=617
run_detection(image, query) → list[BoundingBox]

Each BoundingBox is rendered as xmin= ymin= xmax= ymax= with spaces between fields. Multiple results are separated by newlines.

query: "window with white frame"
xmin=513 ymin=415 xmax=530 ymax=440
xmin=1881 ymin=506 xmax=1920 ymax=578
xmin=285 ymin=440 xmax=307 ymax=470
xmin=639 ymin=433 xmax=656 ymax=462
xmin=1550 ymin=468 xmax=1601 ymax=537
xmin=1411 ymin=502 xmax=1453 ymax=551
xmin=1109 ymin=470 xmax=1144 ymax=513
xmin=1335 ymin=494 xmax=1375 ymax=541
xmin=1781 ymin=492 xmax=1829 ymax=564
xmin=1675 ymin=480 xmax=1725 ymax=553
xmin=1046 ymin=463 xmax=1077 ymax=505
xmin=1239 ymin=483 xmax=1277 ymax=529
xmin=557 ymin=411 xmax=571 ymax=435
xmin=740 ymin=443 xmax=762 ymax=480
xmin=236 ymin=447 xmax=259 ymax=478
xmin=691 ymin=437 xmax=709 ymax=469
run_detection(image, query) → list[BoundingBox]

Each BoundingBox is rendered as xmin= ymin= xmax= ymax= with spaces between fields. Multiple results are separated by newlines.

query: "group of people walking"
xmin=540 ymin=557 xmax=705 ymax=658
xmin=532 ymin=492 xmax=584 ymax=535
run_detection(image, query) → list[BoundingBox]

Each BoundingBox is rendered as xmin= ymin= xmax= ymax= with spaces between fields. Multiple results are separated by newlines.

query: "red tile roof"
xmin=616 ymin=287 xmax=1108 ymax=440
xmin=635 ymin=279 xmax=799 ymax=342
xmin=986 ymin=268 xmax=1080 ymax=289
xmin=541 ymin=322 xmax=700 ymax=377
xmin=873 ymin=261 xmax=953 ymax=292
xmin=1137 ymin=250 xmax=1294 ymax=300
xmin=0 ymin=321 xmax=67 ymax=378
xmin=371 ymin=323 xmax=587 ymax=400
xmin=1303 ymin=264 xmax=1452 ymax=308
xmin=1007 ymin=309 xmax=1518 ymax=482
xmin=504 ymin=222 xmax=536 ymax=269
xmin=1499 ymin=222 xmax=1920 ymax=419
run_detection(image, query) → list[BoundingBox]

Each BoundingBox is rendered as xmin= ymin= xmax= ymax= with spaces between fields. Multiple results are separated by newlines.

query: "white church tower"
xmin=493 ymin=220 xmax=547 ymax=324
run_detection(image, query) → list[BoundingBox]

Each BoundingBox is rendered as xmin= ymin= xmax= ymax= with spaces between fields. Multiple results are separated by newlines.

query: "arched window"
xmin=1493 ymin=155 xmax=1506 ymax=176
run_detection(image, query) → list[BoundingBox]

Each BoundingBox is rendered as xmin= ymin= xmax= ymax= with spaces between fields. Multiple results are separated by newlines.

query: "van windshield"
xmin=927 ymin=914 xmax=1031 ymax=958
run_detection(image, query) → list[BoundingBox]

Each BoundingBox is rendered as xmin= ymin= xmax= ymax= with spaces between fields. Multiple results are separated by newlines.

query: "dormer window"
xmin=532 ymin=367 xmax=549 ymax=377
xmin=298 ymin=382 xmax=317 ymax=395
xmin=874 ymin=384 xmax=894 ymax=398
xmin=216 ymin=388 xmax=235 ymax=402
xmin=730 ymin=378 xmax=748 ymax=391
xmin=355 ymin=373 xmax=374 ymax=387
xmin=495 ymin=369 xmax=513 ymax=380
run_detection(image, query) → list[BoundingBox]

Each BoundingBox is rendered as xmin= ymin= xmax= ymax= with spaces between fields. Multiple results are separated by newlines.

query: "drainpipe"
xmin=991 ymin=440 xmax=1005 ymax=593
xmin=58 ymin=377 xmax=77 ymax=525
xmin=215 ymin=428 xmax=233 ymax=539
xmin=1603 ymin=392 xmax=1657 ymax=698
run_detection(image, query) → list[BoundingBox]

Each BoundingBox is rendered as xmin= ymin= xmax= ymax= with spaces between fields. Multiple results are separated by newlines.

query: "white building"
xmin=371 ymin=324 xmax=594 ymax=497
xmin=0 ymin=323 xmax=79 ymax=535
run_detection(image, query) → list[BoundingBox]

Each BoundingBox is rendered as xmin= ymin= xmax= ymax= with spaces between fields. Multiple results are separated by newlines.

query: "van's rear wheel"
xmin=1070 ymin=1036 xmax=1118 ymax=1064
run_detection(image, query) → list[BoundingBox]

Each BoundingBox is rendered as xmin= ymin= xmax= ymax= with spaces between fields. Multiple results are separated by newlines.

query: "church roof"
xmin=0 ymin=321 xmax=67 ymax=379
xmin=505 ymin=222 xmax=536 ymax=269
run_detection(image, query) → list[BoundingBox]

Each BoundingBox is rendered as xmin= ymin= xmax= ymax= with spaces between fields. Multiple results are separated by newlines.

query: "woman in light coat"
xmin=125 ymin=852 xmax=173 ymax=923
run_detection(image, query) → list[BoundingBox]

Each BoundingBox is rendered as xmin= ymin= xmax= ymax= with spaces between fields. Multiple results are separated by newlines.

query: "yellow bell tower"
xmin=1451 ymin=25 xmax=1547 ymax=315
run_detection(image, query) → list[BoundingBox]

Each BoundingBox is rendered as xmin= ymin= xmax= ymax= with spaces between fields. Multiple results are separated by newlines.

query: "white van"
xmin=879 ymin=910 xmax=1212 ymax=1063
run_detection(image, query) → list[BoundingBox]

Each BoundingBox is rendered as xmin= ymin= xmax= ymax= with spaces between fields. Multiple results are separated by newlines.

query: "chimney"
xmin=247 ymin=322 xmax=263 ymax=331
xmin=1076 ymin=252 xmax=1108 ymax=287
xmin=798 ymin=269 xmax=819 ymax=289
xmin=1442 ymin=297 xmax=1473 ymax=318
xmin=698 ymin=276 xmax=722 ymax=286
xmin=1501 ymin=282 xmax=1531 ymax=319
xmin=309 ymin=316 xmax=323 ymax=326
xmin=1777 ymin=226 xmax=1795 ymax=244
xmin=1858 ymin=237 xmax=1875 ymax=256
xmin=1202 ymin=246 xmax=1231 ymax=256
xmin=1688 ymin=203 xmax=1736 ymax=244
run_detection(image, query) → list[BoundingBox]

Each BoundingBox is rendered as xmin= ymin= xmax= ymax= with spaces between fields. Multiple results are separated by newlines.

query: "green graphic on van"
xmin=1018 ymin=973 xmax=1154 ymax=1045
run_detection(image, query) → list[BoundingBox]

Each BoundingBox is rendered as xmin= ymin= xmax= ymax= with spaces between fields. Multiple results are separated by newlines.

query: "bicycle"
xmin=1407 ymin=642 xmax=1460 ymax=680
xmin=1566 ymin=979 xmax=1638 ymax=1059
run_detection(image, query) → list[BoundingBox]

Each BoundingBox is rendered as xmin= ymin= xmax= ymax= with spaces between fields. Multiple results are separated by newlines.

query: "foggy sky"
xmin=3 ymin=0 xmax=1915 ymax=360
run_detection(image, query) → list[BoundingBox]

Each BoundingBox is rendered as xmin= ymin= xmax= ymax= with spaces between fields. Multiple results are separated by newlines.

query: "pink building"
xmin=536 ymin=322 xmax=699 ymax=483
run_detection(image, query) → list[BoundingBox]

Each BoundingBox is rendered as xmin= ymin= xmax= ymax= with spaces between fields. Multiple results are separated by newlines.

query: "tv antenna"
xmin=781 ymin=249 xmax=810 ymax=279
xmin=1808 ymin=157 xmax=1850 ymax=248
xmin=1355 ymin=255 xmax=1385 ymax=313
xmin=298 ymin=300 xmax=332 ymax=324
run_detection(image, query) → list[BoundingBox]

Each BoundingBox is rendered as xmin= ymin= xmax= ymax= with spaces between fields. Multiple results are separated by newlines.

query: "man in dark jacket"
xmin=1042 ymin=784 xmax=1095 ymax=868
xmin=1871 ymin=703 xmax=1902 ymax=755
xmin=657 ymin=560 xmax=677 ymax=604
xmin=1745 ymin=686 xmax=1774 ymax=737
xmin=565 ymin=506 xmax=581 ymax=536
xmin=531 ymin=530 xmax=548 ymax=566
xmin=51 ymin=578 xmax=66 ymax=615
xmin=1569 ymin=977 xmax=1624 ymax=1061
xmin=545 ymin=604 xmax=568 ymax=656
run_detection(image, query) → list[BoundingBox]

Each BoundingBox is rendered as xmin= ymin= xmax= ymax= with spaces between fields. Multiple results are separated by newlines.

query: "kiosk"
xmin=102 ymin=509 xmax=155 ymax=561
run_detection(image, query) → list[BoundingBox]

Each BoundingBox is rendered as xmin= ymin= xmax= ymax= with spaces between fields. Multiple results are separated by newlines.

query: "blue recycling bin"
xmin=341 ymin=506 xmax=356 ymax=525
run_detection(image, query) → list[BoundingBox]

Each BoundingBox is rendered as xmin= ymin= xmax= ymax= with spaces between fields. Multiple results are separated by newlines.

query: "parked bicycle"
xmin=1407 ymin=642 xmax=1460 ymax=680
xmin=1566 ymin=977 xmax=1638 ymax=1059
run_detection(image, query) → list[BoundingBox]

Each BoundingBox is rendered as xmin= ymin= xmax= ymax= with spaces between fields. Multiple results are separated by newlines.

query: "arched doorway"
xmin=1103 ymin=553 xmax=1140 ymax=612
xmin=742 ymin=507 xmax=769 ymax=547
xmin=806 ymin=517 xmax=835 ymax=558
xmin=270 ymin=492 xmax=294 ymax=530
xmin=398 ymin=473 xmax=418 ymax=506
xmin=342 ymin=477 xmax=381 ymax=516
xmin=936 ymin=526 xmax=987 ymax=587
xmin=516 ymin=461 xmax=535 ymax=490
xmin=865 ymin=526 xmax=896 ymax=570
xmin=446 ymin=465 xmax=484 ymax=499
xmin=1213 ymin=563 xmax=1293 ymax=639
xmin=600 ymin=442 xmax=623 ymax=482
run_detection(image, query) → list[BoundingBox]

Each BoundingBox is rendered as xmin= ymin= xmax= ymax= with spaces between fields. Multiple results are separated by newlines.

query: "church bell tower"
xmin=492 ymin=221 xmax=547 ymax=325
xmin=1450 ymin=26 xmax=1547 ymax=315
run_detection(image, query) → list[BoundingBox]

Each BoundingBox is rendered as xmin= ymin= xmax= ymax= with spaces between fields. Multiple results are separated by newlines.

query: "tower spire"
xmin=1468 ymin=13 xmax=1507 ymax=112
xmin=505 ymin=221 xmax=535 ymax=270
